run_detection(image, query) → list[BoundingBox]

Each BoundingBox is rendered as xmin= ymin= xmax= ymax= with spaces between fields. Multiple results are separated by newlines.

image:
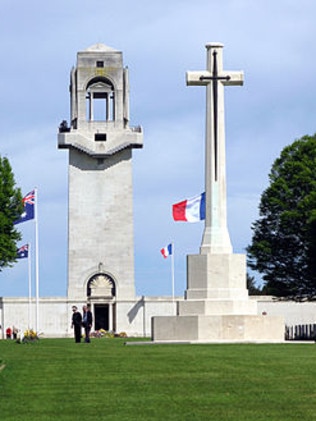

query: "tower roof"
xmin=84 ymin=43 xmax=118 ymax=53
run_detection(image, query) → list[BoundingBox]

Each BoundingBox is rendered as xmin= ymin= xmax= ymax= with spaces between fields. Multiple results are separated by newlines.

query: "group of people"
xmin=71 ymin=304 xmax=93 ymax=343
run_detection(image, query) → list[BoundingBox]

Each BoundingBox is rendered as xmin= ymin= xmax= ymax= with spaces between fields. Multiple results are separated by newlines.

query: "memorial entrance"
xmin=87 ymin=273 xmax=116 ymax=332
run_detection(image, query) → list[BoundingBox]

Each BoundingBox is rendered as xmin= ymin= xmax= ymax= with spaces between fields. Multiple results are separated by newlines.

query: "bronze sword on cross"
xmin=199 ymin=50 xmax=231 ymax=181
xmin=186 ymin=43 xmax=243 ymax=254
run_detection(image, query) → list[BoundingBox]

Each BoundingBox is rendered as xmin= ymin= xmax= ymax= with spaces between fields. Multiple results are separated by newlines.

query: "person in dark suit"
xmin=82 ymin=304 xmax=93 ymax=343
xmin=71 ymin=306 xmax=82 ymax=343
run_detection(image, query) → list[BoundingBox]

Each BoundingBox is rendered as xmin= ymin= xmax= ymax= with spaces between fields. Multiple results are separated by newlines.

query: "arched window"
xmin=86 ymin=77 xmax=115 ymax=122
xmin=87 ymin=273 xmax=116 ymax=298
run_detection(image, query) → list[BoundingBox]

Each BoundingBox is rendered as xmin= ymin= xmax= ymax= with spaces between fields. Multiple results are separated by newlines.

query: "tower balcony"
xmin=58 ymin=125 xmax=143 ymax=158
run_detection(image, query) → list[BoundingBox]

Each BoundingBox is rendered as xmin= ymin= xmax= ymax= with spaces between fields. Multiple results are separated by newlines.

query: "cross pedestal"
xmin=152 ymin=43 xmax=284 ymax=342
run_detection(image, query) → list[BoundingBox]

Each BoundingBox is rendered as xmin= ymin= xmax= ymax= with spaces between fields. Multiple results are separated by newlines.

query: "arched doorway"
xmin=87 ymin=273 xmax=116 ymax=332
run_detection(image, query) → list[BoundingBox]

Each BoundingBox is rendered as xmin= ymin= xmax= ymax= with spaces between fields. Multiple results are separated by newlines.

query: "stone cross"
xmin=186 ymin=43 xmax=243 ymax=254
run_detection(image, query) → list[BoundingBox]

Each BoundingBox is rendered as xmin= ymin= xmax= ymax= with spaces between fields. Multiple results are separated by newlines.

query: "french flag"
xmin=172 ymin=192 xmax=205 ymax=222
xmin=160 ymin=243 xmax=173 ymax=259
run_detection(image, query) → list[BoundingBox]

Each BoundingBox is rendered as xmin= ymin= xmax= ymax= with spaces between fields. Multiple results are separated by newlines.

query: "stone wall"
xmin=254 ymin=296 xmax=316 ymax=327
xmin=1 ymin=295 xmax=316 ymax=339
xmin=0 ymin=296 xmax=178 ymax=339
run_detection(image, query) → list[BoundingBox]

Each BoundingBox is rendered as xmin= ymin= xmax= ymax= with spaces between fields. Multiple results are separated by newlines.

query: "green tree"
xmin=0 ymin=156 xmax=23 ymax=269
xmin=247 ymin=134 xmax=316 ymax=298
xmin=247 ymin=273 xmax=264 ymax=295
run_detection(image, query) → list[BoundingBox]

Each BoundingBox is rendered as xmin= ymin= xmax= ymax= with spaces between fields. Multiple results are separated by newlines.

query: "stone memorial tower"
xmin=152 ymin=43 xmax=284 ymax=342
xmin=58 ymin=44 xmax=143 ymax=329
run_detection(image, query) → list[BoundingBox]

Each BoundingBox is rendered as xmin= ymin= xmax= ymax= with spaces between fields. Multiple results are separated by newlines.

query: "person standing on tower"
xmin=82 ymin=304 xmax=93 ymax=343
xmin=71 ymin=306 xmax=82 ymax=343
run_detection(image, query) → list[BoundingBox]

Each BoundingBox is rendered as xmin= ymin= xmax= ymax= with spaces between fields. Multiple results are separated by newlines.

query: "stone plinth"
xmin=151 ymin=252 xmax=285 ymax=343
xmin=178 ymin=253 xmax=258 ymax=316
xmin=186 ymin=253 xmax=247 ymax=298
xmin=152 ymin=314 xmax=285 ymax=342
xmin=178 ymin=299 xmax=257 ymax=316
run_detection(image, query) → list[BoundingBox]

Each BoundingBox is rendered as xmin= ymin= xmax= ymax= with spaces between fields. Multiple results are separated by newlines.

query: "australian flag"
xmin=17 ymin=244 xmax=29 ymax=259
xmin=14 ymin=190 xmax=35 ymax=225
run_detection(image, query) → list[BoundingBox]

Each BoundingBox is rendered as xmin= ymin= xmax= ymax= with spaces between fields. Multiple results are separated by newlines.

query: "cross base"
xmin=186 ymin=253 xmax=248 ymax=298
xmin=181 ymin=252 xmax=257 ymax=315
xmin=151 ymin=252 xmax=285 ymax=343
xmin=152 ymin=314 xmax=285 ymax=342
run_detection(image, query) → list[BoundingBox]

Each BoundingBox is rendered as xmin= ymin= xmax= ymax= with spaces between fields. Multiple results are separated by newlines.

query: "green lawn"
xmin=0 ymin=338 xmax=315 ymax=420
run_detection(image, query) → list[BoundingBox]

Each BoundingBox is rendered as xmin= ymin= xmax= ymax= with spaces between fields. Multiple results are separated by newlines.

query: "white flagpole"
xmin=171 ymin=242 xmax=175 ymax=302
xmin=34 ymin=188 xmax=39 ymax=333
xmin=28 ymin=243 xmax=32 ymax=329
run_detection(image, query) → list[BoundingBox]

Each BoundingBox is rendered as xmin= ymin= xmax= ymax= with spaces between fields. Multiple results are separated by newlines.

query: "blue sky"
xmin=1 ymin=0 xmax=316 ymax=298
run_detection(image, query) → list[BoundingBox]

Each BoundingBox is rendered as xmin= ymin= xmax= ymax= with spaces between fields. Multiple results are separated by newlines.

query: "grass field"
xmin=0 ymin=338 xmax=316 ymax=420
